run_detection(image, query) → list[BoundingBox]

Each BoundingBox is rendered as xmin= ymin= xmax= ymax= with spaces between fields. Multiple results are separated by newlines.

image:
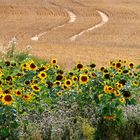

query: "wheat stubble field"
xmin=0 ymin=0 xmax=140 ymax=68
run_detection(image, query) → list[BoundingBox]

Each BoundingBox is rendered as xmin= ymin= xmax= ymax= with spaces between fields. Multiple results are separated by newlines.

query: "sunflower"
xmin=76 ymin=63 xmax=84 ymax=70
xmin=116 ymin=83 xmax=123 ymax=90
xmin=110 ymin=62 xmax=116 ymax=68
xmin=123 ymin=69 xmax=129 ymax=74
xmin=0 ymin=94 xmax=4 ymax=101
xmin=56 ymin=75 xmax=63 ymax=81
xmin=114 ymin=90 xmax=120 ymax=97
xmin=116 ymin=62 xmax=122 ymax=69
xmin=119 ymin=98 xmax=125 ymax=103
xmin=2 ymin=94 xmax=13 ymax=105
xmin=3 ymin=89 xmax=11 ymax=94
xmin=5 ymin=61 xmax=10 ymax=66
xmin=15 ymin=90 xmax=22 ymax=97
xmin=56 ymin=92 xmax=63 ymax=97
xmin=31 ymin=84 xmax=40 ymax=92
xmin=38 ymin=65 xmax=48 ymax=71
xmin=24 ymin=80 xmax=31 ymax=85
xmin=133 ymin=81 xmax=138 ymax=87
xmin=119 ymin=79 xmax=127 ymax=86
xmin=90 ymin=72 xmax=97 ymax=78
xmin=51 ymin=58 xmax=57 ymax=65
xmin=29 ymin=62 xmax=37 ymax=71
xmin=89 ymin=63 xmax=96 ymax=68
xmin=21 ymin=63 xmax=29 ymax=71
xmin=22 ymin=94 xmax=31 ymax=101
xmin=104 ymin=69 xmax=108 ymax=73
xmin=54 ymin=65 xmax=60 ymax=69
xmin=79 ymin=74 xmax=89 ymax=84
xmin=104 ymin=85 xmax=109 ymax=93
xmin=6 ymin=76 xmax=13 ymax=81
xmin=54 ymin=81 xmax=61 ymax=86
xmin=122 ymin=90 xmax=131 ymax=99
xmin=117 ymin=69 xmax=122 ymax=74
xmin=64 ymin=79 xmax=72 ymax=87
xmin=100 ymin=67 xmax=105 ymax=71
xmin=57 ymin=69 xmax=64 ymax=75
xmin=129 ymin=63 xmax=134 ymax=68
xmin=38 ymin=71 xmax=47 ymax=79
xmin=72 ymin=76 xmax=78 ymax=82
xmin=104 ymin=74 xmax=110 ymax=79
xmin=62 ymin=84 xmax=67 ymax=90
xmin=108 ymin=86 xmax=114 ymax=93
xmin=46 ymin=81 xmax=53 ymax=88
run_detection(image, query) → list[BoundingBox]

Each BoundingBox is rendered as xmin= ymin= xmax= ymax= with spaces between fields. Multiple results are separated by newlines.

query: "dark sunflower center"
xmin=17 ymin=91 xmax=21 ymax=95
xmin=56 ymin=75 xmax=63 ymax=81
xmin=104 ymin=74 xmax=110 ymax=79
xmin=77 ymin=64 xmax=83 ymax=69
xmin=119 ymin=79 xmax=127 ymax=85
xmin=4 ymin=90 xmax=10 ymax=94
xmin=90 ymin=64 xmax=96 ymax=68
xmin=108 ymin=87 xmax=112 ymax=91
xmin=81 ymin=76 xmax=87 ymax=82
xmin=116 ymin=63 xmax=121 ymax=68
xmin=30 ymin=63 xmax=36 ymax=68
xmin=53 ymin=60 xmax=56 ymax=63
xmin=66 ymin=81 xmax=71 ymax=85
xmin=25 ymin=81 xmax=30 ymax=85
xmin=74 ymin=78 xmax=77 ymax=81
xmin=56 ymin=82 xmax=60 ymax=85
xmin=41 ymin=73 xmax=46 ymax=77
xmin=5 ymin=61 xmax=10 ymax=66
xmin=4 ymin=95 xmax=12 ymax=102
xmin=129 ymin=63 xmax=134 ymax=68
xmin=100 ymin=67 xmax=105 ymax=71
xmin=34 ymin=86 xmax=39 ymax=90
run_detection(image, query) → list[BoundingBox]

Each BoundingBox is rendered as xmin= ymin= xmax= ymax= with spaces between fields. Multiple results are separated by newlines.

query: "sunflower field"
xmin=0 ymin=54 xmax=140 ymax=139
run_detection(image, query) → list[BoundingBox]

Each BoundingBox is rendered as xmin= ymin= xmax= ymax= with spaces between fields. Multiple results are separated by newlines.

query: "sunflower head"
xmin=72 ymin=76 xmax=78 ymax=82
xmin=104 ymin=85 xmax=109 ymax=93
xmin=57 ymin=92 xmax=63 ymax=97
xmin=51 ymin=58 xmax=57 ymax=65
xmin=22 ymin=94 xmax=31 ymax=101
xmin=122 ymin=90 xmax=131 ymax=99
xmin=15 ymin=90 xmax=22 ymax=96
xmin=65 ymin=79 xmax=72 ymax=87
xmin=38 ymin=71 xmax=47 ymax=79
xmin=129 ymin=63 xmax=134 ymax=69
xmin=114 ymin=90 xmax=121 ymax=97
xmin=90 ymin=72 xmax=97 ymax=78
xmin=31 ymin=84 xmax=40 ymax=92
xmin=76 ymin=63 xmax=84 ymax=70
xmin=116 ymin=62 xmax=122 ymax=69
xmin=119 ymin=98 xmax=125 ymax=103
xmin=29 ymin=62 xmax=37 ymax=71
xmin=54 ymin=81 xmax=61 ymax=86
xmin=2 ymin=94 xmax=13 ymax=105
xmin=89 ymin=63 xmax=96 ymax=69
xmin=116 ymin=83 xmax=123 ymax=90
xmin=79 ymin=74 xmax=89 ymax=84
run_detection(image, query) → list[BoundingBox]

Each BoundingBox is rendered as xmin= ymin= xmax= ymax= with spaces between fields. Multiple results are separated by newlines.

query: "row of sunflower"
xmin=0 ymin=58 xmax=140 ymax=138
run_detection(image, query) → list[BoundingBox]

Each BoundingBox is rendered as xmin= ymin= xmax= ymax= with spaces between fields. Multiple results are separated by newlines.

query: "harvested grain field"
xmin=0 ymin=0 xmax=140 ymax=68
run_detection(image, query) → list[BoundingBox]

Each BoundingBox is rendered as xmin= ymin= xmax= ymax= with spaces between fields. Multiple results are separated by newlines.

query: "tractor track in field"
xmin=31 ymin=1 xmax=77 ymax=41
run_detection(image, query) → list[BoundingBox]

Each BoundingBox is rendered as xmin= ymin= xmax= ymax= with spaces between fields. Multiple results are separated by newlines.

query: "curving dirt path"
xmin=31 ymin=7 xmax=77 ymax=41
xmin=70 ymin=10 xmax=109 ymax=41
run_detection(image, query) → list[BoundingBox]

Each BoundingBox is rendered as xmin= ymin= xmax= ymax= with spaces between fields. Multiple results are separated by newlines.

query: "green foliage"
xmin=0 ymin=55 xmax=140 ymax=139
